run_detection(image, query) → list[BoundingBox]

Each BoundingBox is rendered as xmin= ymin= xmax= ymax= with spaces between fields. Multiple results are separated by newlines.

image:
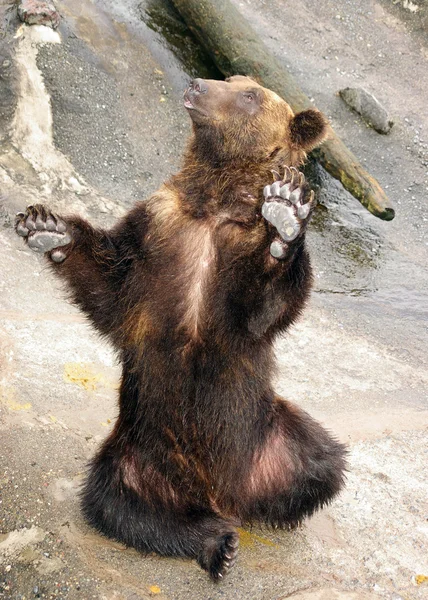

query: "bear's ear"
xmin=289 ymin=109 xmax=328 ymax=151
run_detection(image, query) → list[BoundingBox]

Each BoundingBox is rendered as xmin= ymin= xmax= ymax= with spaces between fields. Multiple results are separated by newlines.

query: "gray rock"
xmin=17 ymin=0 xmax=60 ymax=29
xmin=339 ymin=87 xmax=394 ymax=134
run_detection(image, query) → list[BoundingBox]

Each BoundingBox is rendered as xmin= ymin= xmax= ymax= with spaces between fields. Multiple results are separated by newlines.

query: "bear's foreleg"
xmin=239 ymin=168 xmax=315 ymax=338
xmin=16 ymin=205 xmax=122 ymax=335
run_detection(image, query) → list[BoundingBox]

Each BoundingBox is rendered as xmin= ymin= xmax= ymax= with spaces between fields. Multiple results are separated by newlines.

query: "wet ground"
xmin=0 ymin=0 xmax=427 ymax=599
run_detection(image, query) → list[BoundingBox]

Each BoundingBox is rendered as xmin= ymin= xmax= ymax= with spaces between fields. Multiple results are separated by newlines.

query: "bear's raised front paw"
xmin=15 ymin=205 xmax=71 ymax=263
xmin=261 ymin=167 xmax=315 ymax=259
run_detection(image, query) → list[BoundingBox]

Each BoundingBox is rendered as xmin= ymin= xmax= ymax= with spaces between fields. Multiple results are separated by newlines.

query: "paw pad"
xmin=15 ymin=205 xmax=71 ymax=258
xmin=261 ymin=166 xmax=315 ymax=258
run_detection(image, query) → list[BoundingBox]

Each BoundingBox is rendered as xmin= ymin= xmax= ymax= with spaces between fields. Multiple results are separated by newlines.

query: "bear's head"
xmin=184 ymin=76 xmax=328 ymax=166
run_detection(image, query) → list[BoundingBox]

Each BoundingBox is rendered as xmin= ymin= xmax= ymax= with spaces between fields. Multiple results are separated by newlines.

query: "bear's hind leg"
xmin=243 ymin=398 xmax=346 ymax=528
xmin=81 ymin=449 xmax=239 ymax=580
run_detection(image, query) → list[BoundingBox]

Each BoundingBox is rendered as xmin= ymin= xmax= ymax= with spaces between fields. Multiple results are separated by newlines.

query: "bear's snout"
xmin=189 ymin=78 xmax=208 ymax=96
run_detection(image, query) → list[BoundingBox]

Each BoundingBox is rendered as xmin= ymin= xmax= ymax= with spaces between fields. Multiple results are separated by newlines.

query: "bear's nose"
xmin=190 ymin=78 xmax=208 ymax=95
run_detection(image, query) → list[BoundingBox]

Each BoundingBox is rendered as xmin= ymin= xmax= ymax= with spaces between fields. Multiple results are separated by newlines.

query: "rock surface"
xmin=1 ymin=0 xmax=428 ymax=599
xmin=339 ymin=87 xmax=394 ymax=134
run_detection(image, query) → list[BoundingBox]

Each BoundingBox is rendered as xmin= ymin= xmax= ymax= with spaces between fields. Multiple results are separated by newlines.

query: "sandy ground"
xmin=0 ymin=0 xmax=427 ymax=599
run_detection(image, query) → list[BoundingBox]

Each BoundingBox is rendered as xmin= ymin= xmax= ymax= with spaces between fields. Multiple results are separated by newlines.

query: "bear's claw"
xmin=198 ymin=529 xmax=239 ymax=581
xmin=262 ymin=167 xmax=315 ymax=259
xmin=15 ymin=205 xmax=71 ymax=262
xmin=207 ymin=531 xmax=239 ymax=581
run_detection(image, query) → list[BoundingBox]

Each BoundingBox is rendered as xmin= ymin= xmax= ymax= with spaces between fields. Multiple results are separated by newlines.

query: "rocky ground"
xmin=0 ymin=1 xmax=427 ymax=599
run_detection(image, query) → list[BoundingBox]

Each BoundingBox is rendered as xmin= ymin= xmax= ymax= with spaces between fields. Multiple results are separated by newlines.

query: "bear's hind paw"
xmin=198 ymin=530 xmax=239 ymax=581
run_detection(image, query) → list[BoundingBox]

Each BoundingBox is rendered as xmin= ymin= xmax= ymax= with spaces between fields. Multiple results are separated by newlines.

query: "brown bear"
xmin=15 ymin=76 xmax=346 ymax=580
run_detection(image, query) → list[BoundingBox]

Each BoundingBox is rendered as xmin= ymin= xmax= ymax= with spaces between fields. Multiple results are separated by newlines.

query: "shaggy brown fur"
xmin=15 ymin=76 xmax=345 ymax=581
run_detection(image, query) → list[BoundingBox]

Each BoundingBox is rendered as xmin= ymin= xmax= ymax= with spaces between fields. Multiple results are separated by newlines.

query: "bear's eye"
xmin=243 ymin=92 xmax=255 ymax=102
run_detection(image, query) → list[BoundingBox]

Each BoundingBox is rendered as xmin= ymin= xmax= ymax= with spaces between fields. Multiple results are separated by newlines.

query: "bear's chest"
xmin=179 ymin=224 xmax=214 ymax=338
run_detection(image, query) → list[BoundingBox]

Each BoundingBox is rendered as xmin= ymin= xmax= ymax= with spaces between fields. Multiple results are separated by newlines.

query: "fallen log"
xmin=171 ymin=0 xmax=395 ymax=221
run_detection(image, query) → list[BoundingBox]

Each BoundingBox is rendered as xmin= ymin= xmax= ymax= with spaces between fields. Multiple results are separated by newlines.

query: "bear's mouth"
xmin=183 ymin=91 xmax=209 ymax=118
xmin=183 ymin=91 xmax=197 ymax=110
xmin=183 ymin=95 xmax=194 ymax=109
